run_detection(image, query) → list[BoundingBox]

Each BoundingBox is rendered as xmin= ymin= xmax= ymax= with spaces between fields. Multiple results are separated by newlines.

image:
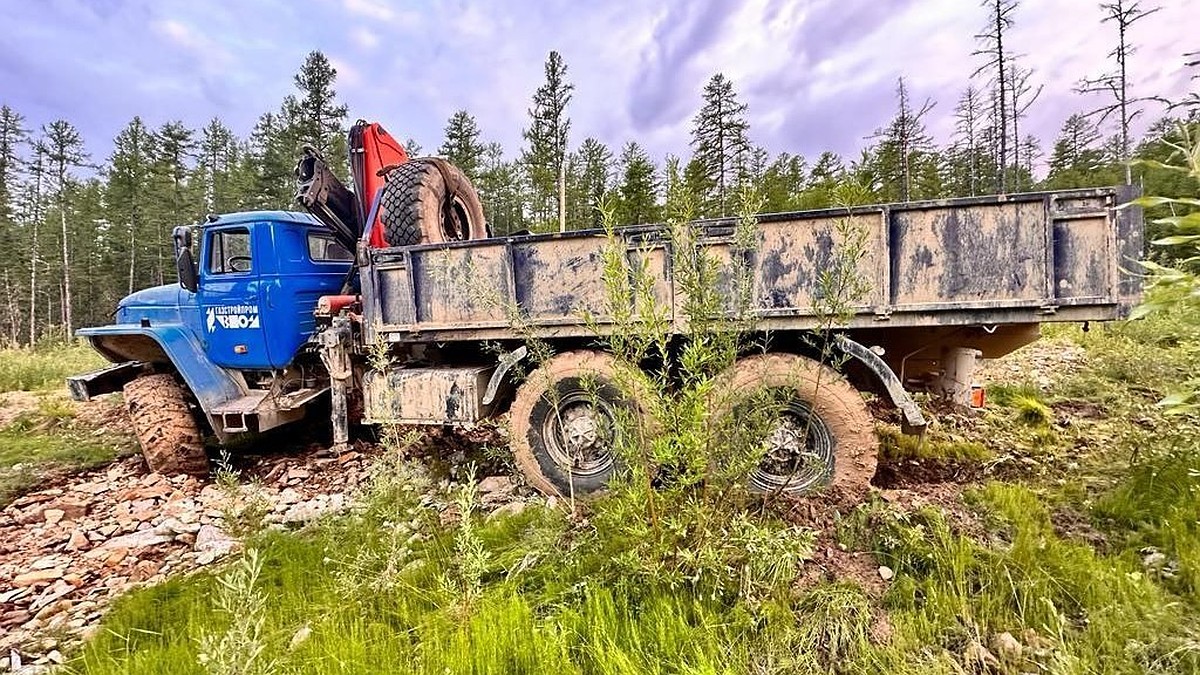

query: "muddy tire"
xmin=379 ymin=158 xmax=488 ymax=247
xmin=509 ymin=351 xmax=648 ymax=498
xmin=710 ymin=353 xmax=877 ymax=497
xmin=123 ymin=374 xmax=209 ymax=476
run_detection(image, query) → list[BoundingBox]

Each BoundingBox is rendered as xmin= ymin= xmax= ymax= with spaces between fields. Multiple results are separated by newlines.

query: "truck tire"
xmin=710 ymin=353 xmax=877 ymax=497
xmin=509 ymin=351 xmax=648 ymax=498
xmin=123 ymin=374 xmax=209 ymax=476
xmin=379 ymin=158 xmax=488 ymax=247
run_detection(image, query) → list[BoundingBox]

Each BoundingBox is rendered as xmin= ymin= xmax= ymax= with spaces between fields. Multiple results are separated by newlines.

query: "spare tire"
xmin=379 ymin=158 xmax=489 ymax=247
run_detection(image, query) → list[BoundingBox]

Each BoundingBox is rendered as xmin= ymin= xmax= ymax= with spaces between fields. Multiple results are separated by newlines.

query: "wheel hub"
xmin=750 ymin=398 xmax=834 ymax=493
xmin=543 ymin=394 xmax=617 ymax=477
xmin=561 ymin=405 xmax=601 ymax=456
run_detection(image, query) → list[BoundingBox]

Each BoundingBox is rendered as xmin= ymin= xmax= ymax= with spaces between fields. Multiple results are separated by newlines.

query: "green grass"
xmin=66 ymin=301 xmax=1200 ymax=674
xmin=0 ymin=397 xmax=132 ymax=503
xmin=0 ymin=342 xmax=104 ymax=393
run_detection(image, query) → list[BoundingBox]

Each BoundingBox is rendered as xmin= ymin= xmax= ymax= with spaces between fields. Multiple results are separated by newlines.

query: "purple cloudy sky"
xmin=0 ymin=0 xmax=1194 ymax=168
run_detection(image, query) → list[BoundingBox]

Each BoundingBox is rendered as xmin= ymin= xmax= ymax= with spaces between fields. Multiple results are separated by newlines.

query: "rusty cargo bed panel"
xmin=359 ymin=186 xmax=1142 ymax=343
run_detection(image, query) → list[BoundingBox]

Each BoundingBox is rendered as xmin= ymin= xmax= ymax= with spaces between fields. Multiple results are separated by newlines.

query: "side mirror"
xmin=173 ymin=225 xmax=199 ymax=293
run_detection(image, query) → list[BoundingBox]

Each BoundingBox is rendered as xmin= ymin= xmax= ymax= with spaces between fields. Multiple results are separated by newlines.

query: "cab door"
xmin=259 ymin=224 xmax=353 ymax=368
xmin=198 ymin=225 xmax=272 ymax=369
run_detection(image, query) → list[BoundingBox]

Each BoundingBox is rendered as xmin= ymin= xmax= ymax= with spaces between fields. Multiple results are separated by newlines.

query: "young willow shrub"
xmin=1130 ymin=118 xmax=1200 ymax=414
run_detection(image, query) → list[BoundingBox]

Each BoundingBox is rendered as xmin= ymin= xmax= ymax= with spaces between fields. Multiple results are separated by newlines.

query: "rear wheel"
xmin=379 ymin=158 xmax=488 ymax=247
xmin=710 ymin=354 xmax=877 ymax=497
xmin=509 ymin=351 xmax=647 ymax=497
xmin=123 ymin=374 xmax=209 ymax=476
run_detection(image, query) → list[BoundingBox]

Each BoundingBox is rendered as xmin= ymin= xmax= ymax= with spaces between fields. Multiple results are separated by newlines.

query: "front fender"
xmin=76 ymin=324 xmax=244 ymax=413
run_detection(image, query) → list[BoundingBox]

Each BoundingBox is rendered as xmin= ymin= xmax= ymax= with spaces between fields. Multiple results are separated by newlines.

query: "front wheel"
xmin=710 ymin=353 xmax=877 ymax=497
xmin=508 ymin=351 xmax=647 ymax=498
xmin=123 ymin=374 xmax=209 ymax=476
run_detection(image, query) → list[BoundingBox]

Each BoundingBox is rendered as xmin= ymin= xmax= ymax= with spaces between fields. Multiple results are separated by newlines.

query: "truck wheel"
xmin=379 ymin=158 xmax=488 ymax=247
xmin=711 ymin=354 xmax=877 ymax=497
xmin=509 ymin=351 xmax=647 ymax=497
xmin=123 ymin=374 xmax=209 ymax=476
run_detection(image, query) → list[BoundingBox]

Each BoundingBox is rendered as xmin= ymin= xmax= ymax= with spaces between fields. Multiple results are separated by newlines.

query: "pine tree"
xmin=41 ymin=120 xmax=88 ymax=339
xmin=521 ymin=51 xmax=573 ymax=231
xmin=1008 ymin=64 xmax=1042 ymax=177
xmin=796 ymin=152 xmax=846 ymax=209
xmin=948 ymin=86 xmax=992 ymax=196
xmin=475 ymin=142 xmax=526 ymax=235
xmin=0 ymin=106 xmax=27 ymax=226
xmin=24 ymin=142 xmax=48 ymax=344
xmin=107 ymin=117 xmax=155 ymax=294
xmin=566 ymin=137 xmax=612 ymax=230
xmin=690 ymin=73 xmax=751 ymax=216
xmin=868 ymin=77 xmax=936 ymax=202
xmin=438 ymin=110 xmax=487 ymax=180
xmin=1045 ymin=114 xmax=1113 ymax=188
xmin=403 ymin=138 xmax=423 ymax=157
xmin=0 ymin=105 xmax=29 ymax=343
xmin=285 ymin=51 xmax=349 ymax=171
xmin=759 ymin=152 xmax=806 ymax=212
xmin=247 ymin=111 xmax=294 ymax=209
xmin=195 ymin=118 xmax=246 ymax=216
xmin=151 ymin=121 xmax=195 ymax=285
xmin=612 ymin=142 xmax=658 ymax=225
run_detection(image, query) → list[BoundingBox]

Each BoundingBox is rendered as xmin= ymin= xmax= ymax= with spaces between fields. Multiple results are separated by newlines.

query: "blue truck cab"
xmin=69 ymin=211 xmax=352 ymax=448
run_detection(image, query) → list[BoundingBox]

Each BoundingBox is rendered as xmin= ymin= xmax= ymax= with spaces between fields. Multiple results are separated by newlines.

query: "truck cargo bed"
xmin=359 ymin=186 xmax=1142 ymax=344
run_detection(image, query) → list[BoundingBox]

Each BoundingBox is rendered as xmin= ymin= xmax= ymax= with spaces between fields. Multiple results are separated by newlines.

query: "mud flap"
xmin=833 ymin=334 xmax=928 ymax=435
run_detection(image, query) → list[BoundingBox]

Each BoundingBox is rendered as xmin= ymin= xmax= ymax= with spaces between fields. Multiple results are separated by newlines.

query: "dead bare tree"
xmin=953 ymin=87 xmax=986 ymax=195
xmin=1077 ymin=0 xmax=1161 ymax=184
xmin=974 ymin=0 xmax=1017 ymax=192
xmin=1008 ymin=64 xmax=1043 ymax=182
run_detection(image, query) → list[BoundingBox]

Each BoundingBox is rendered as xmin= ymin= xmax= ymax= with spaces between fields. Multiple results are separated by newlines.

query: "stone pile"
xmin=0 ymin=447 xmax=376 ymax=668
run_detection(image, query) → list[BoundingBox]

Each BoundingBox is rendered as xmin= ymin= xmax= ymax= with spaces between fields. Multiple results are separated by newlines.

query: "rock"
xmin=130 ymin=560 xmax=160 ymax=582
xmin=66 ymin=530 xmax=90 ymax=551
xmin=12 ymin=569 xmax=63 ymax=587
xmin=488 ymin=501 xmax=528 ymax=520
xmin=477 ymin=476 xmax=515 ymax=501
xmin=42 ymin=510 xmax=64 ymax=525
xmin=29 ymin=556 xmax=62 ymax=571
xmin=289 ymin=625 xmax=312 ymax=650
xmin=962 ymin=641 xmax=1000 ymax=670
xmin=194 ymin=525 xmax=237 ymax=557
xmin=46 ymin=650 xmax=64 ymax=665
xmin=990 ymin=631 xmax=1022 ymax=662
xmin=100 ymin=528 xmax=172 ymax=551
xmin=50 ymin=499 xmax=89 ymax=520
xmin=279 ymin=501 xmax=329 ymax=524
xmin=33 ymin=601 xmax=70 ymax=622
xmin=878 ymin=565 xmax=895 ymax=581
xmin=104 ymin=548 xmax=129 ymax=568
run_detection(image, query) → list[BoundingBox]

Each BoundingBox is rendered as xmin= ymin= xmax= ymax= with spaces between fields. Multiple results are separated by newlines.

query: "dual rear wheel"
xmin=508 ymin=351 xmax=877 ymax=498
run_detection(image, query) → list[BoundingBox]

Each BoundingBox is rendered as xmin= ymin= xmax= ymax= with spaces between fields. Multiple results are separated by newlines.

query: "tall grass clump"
xmin=0 ymin=341 xmax=103 ymax=392
xmin=849 ymin=483 xmax=1199 ymax=673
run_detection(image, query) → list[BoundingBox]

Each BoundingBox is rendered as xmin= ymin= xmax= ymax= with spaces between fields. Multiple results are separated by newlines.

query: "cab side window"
xmin=307 ymin=232 xmax=353 ymax=262
xmin=208 ymin=228 xmax=252 ymax=274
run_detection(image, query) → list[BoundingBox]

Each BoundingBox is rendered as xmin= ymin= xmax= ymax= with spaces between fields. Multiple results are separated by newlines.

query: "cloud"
xmin=0 ymin=0 xmax=1194 ymax=176
xmin=342 ymin=0 xmax=395 ymax=22
xmin=351 ymin=26 xmax=380 ymax=50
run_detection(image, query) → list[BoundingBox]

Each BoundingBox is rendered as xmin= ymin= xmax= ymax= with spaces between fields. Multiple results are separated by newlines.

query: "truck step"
xmin=212 ymin=392 xmax=269 ymax=434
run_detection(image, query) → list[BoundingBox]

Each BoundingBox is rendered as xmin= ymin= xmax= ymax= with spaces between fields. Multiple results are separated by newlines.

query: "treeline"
xmin=0 ymin=0 xmax=1195 ymax=345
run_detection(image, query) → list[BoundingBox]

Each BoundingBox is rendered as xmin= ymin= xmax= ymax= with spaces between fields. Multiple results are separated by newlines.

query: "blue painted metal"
xmin=77 ymin=211 xmax=353 ymax=413
xmin=76 ymin=324 xmax=243 ymax=413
